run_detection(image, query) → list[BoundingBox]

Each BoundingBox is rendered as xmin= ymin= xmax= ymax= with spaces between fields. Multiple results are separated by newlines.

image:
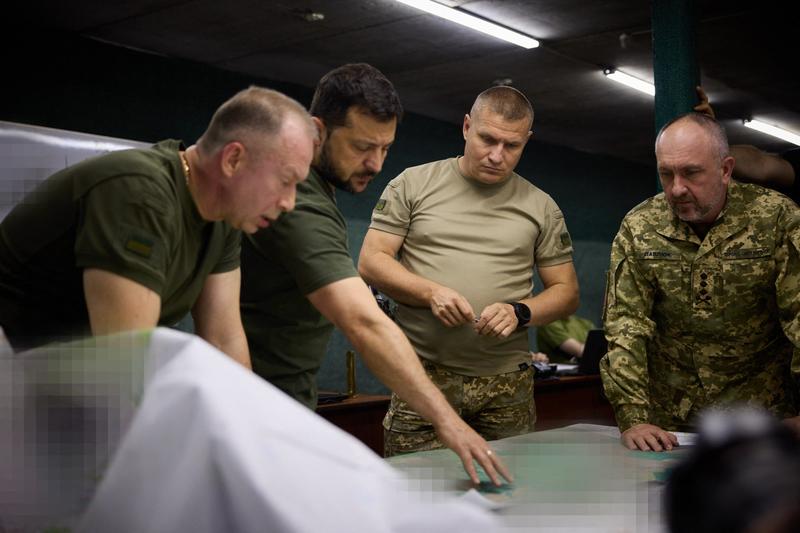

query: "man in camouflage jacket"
xmin=600 ymin=112 xmax=800 ymax=451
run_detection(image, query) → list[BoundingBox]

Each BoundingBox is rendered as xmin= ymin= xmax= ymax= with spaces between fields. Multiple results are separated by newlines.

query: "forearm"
xmin=559 ymin=338 xmax=585 ymax=358
xmin=731 ymin=145 xmax=795 ymax=189
xmin=359 ymin=252 xmax=440 ymax=308
xmin=196 ymin=323 xmax=252 ymax=370
xmin=191 ymin=269 xmax=251 ymax=369
xmin=319 ymin=277 xmax=510 ymax=484
xmin=83 ymin=268 xmax=161 ymax=335
xmin=343 ymin=313 xmax=455 ymax=426
xmin=600 ymin=344 xmax=651 ymax=431
xmin=521 ymin=282 xmax=579 ymax=327
xmin=777 ymin=213 xmax=800 ymax=406
xmin=601 ymin=312 xmax=654 ymax=430
xmin=602 ymin=229 xmax=655 ymax=431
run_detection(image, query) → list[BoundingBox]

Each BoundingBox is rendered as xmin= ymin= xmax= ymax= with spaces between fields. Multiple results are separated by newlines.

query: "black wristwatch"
xmin=510 ymin=302 xmax=531 ymax=329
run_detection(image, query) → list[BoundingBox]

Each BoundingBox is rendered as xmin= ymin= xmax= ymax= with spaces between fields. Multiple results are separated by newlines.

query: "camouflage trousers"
xmin=383 ymin=358 xmax=535 ymax=457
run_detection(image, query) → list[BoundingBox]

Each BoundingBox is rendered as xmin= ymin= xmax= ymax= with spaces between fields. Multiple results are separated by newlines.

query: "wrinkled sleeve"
xmin=74 ymin=176 xmax=172 ymax=295
xmin=369 ymin=173 xmax=412 ymax=237
xmin=600 ymin=219 xmax=657 ymax=431
xmin=211 ymin=229 xmax=241 ymax=274
xmin=775 ymin=201 xmax=800 ymax=401
xmin=534 ymin=197 xmax=573 ymax=267
xmin=249 ymin=202 xmax=357 ymax=296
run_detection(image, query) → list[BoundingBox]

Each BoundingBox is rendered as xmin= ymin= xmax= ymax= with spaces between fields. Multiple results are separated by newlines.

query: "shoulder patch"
xmin=374 ymin=199 xmax=387 ymax=212
xmin=125 ymin=235 xmax=154 ymax=258
xmin=560 ymin=231 xmax=572 ymax=247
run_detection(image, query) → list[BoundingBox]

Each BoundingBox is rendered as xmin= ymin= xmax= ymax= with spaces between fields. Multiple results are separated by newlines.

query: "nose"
xmin=279 ymin=186 xmax=296 ymax=212
xmin=670 ymin=175 xmax=688 ymax=196
xmin=364 ymin=147 xmax=385 ymax=174
xmin=487 ymin=144 xmax=504 ymax=165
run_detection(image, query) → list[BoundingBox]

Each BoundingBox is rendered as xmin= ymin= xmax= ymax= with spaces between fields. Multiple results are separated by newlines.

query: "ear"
xmin=522 ymin=129 xmax=533 ymax=147
xmin=312 ymin=117 xmax=326 ymax=148
xmin=462 ymin=114 xmax=471 ymax=140
xmin=721 ymin=155 xmax=735 ymax=185
xmin=220 ymin=142 xmax=245 ymax=178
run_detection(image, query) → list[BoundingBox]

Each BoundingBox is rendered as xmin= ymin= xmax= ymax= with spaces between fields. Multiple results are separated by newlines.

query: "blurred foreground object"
xmin=0 ymin=328 xmax=498 ymax=533
xmin=665 ymin=407 xmax=800 ymax=533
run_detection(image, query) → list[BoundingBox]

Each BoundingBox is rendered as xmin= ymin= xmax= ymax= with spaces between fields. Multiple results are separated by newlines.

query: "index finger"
xmin=466 ymin=448 xmax=512 ymax=487
xmin=473 ymin=303 xmax=500 ymax=328
xmin=453 ymin=297 xmax=475 ymax=323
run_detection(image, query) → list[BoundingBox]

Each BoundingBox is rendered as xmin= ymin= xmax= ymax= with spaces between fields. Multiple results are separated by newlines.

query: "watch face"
xmin=514 ymin=303 xmax=531 ymax=324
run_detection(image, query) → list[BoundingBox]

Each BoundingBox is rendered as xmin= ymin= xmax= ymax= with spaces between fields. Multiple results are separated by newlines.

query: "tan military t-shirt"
xmin=370 ymin=157 xmax=573 ymax=375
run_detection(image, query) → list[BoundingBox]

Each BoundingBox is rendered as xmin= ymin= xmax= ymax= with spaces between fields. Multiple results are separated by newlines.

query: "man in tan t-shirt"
xmin=359 ymin=86 xmax=579 ymax=454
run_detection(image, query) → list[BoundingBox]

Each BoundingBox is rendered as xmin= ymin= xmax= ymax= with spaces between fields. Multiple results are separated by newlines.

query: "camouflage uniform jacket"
xmin=600 ymin=181 xmax=800 ymax=431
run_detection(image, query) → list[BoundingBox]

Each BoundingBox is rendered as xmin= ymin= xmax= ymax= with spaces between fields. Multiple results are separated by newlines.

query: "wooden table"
xmin=316 ymin=374 xmax=616 ymax=455
xmin=533 ymin=374 xmax=617 ymax=430
xmin=316 ymin=394 xmax=390 ymax=455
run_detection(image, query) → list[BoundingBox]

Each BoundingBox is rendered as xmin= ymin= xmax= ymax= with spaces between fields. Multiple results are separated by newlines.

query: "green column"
xmin=652 ymin=0 xmax=699 ymax=190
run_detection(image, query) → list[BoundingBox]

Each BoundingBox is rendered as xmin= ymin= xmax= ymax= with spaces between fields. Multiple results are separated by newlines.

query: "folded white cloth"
xmin=78 ymin=328 xmax=497 ymax=533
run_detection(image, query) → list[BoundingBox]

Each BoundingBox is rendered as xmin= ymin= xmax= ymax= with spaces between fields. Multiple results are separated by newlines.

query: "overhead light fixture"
xmin=599 ymin=72 xmax=800 ymax=145
xmin=291 ymin=8 xmax=325 ymax=22
xmin=742 ymin=119 xmax=800 ymax=147
xmin=603 ymin=68 xmax=655 ymax=96
xmin=395 ymin=0 xmax=539 ymax=49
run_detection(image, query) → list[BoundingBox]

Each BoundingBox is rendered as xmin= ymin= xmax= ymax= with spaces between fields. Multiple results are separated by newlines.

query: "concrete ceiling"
xmin=8 ymin=0 xmax=798 ymax=165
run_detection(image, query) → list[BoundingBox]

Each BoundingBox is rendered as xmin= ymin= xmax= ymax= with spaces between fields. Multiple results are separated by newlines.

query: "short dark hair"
xmin=471 ymin=86 xmax=534 ymax=129
xmin=309 ymin=63 xmax=403 ymax=129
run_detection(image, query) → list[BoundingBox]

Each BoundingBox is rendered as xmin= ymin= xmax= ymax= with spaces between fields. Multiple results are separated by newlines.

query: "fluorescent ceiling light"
xmin=742 ymin=119 xmax=800 ymax=147
xmin=395 ymin=0 xmax=539 ymax=49
xmin=603 ymin=68 xmax=655 ymax=96
xmin=599 ymin=72 xmax=800 ymax=146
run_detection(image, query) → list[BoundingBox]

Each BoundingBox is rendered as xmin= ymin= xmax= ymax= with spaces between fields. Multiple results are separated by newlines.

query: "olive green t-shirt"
xmin=240 ymin=169 xmax=358 ymax=409
xmin=370 ymin=157 xmax=573 ymax=376
xmin=536 ymin=315 xmax=595 ymax=363
xmin=0 ymin=139 xmax=240 ymax=351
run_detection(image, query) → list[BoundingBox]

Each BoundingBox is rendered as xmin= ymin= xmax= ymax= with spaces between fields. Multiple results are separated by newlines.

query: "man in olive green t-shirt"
xmin=537 ymin=315 xmax=596 ymax=363
xmin=0 ymin=86 xmax=315 ymax=367
xmin=360 ymin=86 xmax=580 ymax=454
xmin=241 ymin=63 xmax=512 ymax=487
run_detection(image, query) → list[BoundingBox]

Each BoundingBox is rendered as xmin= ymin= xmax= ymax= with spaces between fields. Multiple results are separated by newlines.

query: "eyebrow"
xmin=479 ymin=132 xmax=522 ymax=146
xmin=657 ymin=164 xmax=704 ymax=173
xmin=354 ymin=138 xmax=394 ymax=148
